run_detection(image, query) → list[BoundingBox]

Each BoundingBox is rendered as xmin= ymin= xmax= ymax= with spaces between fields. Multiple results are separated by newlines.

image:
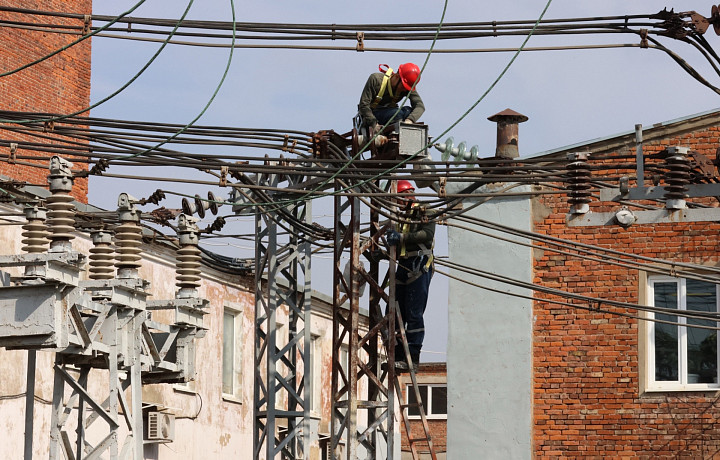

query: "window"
xmin=310 ymin=334 xmax=322 ymax=414
xmin=222 ymin=304 xmax=243 ymax=399
xmin=338 ymin=345 xmax=349 ymax=416
xmin=406 ymin=384 xmax=447 ymax=419
xmin=646 ymin=277 xmax=719 ymax=391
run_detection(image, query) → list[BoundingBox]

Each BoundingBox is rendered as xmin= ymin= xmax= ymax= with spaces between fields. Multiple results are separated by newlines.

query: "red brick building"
xmin=447 ymin=109 xmax=720 ymax=458
xmin=0 ymin=1 xmax=91 ymax=201
xmin=399 ymin=362 xmax=447 ymax=459
xmin=532 ymin=110 xmax=720 ymax=458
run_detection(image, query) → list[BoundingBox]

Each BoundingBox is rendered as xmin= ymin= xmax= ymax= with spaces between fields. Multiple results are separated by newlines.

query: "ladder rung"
xmin=408 ymin=437 xmax=431 ymax=443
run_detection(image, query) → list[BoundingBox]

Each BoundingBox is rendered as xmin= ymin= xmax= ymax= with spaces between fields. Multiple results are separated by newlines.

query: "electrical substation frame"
xmin=253 ymin=177 xmax=313 ymax=459
xmin=331 ymin=179 xmax=397 ymax=459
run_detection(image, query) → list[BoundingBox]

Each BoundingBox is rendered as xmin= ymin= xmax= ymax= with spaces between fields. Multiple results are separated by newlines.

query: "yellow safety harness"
xmin=399 ymin=203 xmax=434 ymax=273
xmin=370 ymin=64 xmax=402 ymax=109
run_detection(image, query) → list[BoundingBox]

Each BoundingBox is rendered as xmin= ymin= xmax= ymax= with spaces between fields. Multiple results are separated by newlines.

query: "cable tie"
xmin=356 ymin=31 xmax=365 ymax=52
xmin=220 ymin=166 xmax=228 ymax=187
xmin=9 ymin=143 xmax=17 ymax=164
xmin=332 ymin=24 xmax=336 ymax=41
xmin=640 ymin=29 xmax=649 ymax=48
xmin=492 ymin=21 xmax=497 ymax=37
xmin=83 ymin=15 xmax=91 ymax=36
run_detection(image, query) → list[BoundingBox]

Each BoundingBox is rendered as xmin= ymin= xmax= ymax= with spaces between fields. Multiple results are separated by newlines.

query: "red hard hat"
xmin=398 ymin=63 xmax=421 ymax=91
xmin=397 ymin=180 xmax=415 ymax=193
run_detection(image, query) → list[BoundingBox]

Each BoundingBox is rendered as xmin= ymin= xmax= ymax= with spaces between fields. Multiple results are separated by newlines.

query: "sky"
xmin=88 ymin=0 xmax=720 ymax=361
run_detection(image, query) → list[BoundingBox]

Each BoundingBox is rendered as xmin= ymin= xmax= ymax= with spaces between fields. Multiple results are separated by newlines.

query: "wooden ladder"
xmin=393 ymin=307 xmax=438 ymax=460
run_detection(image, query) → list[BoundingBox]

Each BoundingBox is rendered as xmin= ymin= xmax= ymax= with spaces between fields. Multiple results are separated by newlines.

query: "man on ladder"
xmin=386 ymin=179 xmax=435 ymax=371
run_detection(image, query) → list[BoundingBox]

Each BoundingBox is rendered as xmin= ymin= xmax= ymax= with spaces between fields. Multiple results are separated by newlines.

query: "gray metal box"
xmin=398 ymin=122 xmax=429 ymax=159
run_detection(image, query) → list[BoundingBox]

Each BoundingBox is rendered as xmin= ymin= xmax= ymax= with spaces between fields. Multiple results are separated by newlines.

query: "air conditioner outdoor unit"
xmin=146 ymin=411 xmax=175 ymax=442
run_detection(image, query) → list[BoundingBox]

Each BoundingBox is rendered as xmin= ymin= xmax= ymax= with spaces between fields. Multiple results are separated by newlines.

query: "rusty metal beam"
xmin=331 ymin=178 xmax=397 ymax=459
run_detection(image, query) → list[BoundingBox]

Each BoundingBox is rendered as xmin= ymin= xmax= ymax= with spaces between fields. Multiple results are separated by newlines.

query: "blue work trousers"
xmin=395 ymin=255 xmax=433 ymax=357
xmin=373 ymin=106 xmax=412 ymax=126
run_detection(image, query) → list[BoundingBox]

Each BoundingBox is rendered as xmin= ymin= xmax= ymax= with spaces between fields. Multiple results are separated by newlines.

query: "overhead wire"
xmin=1 ymin=3 xmax=720 ymax=288
xmin=431 ymin=262 xmax=720 ymax=332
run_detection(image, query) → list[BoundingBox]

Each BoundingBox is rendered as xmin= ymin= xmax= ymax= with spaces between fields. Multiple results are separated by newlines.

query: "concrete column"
xmin=447 ymin=183 xmax=533 ymax=459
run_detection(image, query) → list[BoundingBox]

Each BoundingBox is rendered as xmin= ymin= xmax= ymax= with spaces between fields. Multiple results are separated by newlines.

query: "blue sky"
xmin=88 ymin=1 xmax=720 ymax=360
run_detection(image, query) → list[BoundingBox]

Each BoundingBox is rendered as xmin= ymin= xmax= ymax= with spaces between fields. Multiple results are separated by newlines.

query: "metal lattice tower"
xmin=252 ymin=171 xmax=313 ymax=459
xmin=330 ymin=179 xmax=397 ymax=459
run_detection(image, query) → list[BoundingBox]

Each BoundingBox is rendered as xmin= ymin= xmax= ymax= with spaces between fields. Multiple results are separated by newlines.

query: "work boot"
xmin=394 ymin=358 xmax=409 ymax=372
xmin=409 ymin=353 xmax=420 ymax=372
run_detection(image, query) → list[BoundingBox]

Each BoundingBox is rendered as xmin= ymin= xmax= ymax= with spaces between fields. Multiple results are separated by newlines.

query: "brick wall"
xmin=533 ymin=123 xmax=720 ymax=457
xmin=0 ymin=1 xmax=91 ymax=202
xmin=400 ymin=362 xmax=447 ymax=455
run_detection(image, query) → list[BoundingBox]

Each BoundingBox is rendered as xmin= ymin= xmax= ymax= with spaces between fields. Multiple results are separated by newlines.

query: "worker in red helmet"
xmin=357 ymin=63 xmax=425 ymax=132
xmin=385 ymin=179 xmax=435 ymax=371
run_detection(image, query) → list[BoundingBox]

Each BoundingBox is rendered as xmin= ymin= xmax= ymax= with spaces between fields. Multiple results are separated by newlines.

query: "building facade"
xmin=399 ymin=362 xmax=447 ymax=460
xmin=448 ymin=109 xmax=720 ymax=458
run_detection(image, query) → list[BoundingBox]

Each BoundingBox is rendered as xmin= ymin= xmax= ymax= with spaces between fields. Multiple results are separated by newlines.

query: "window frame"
xmin=645 ymin=275 xmax=720 ymax=392
xmin=222 ymin=302 xmax=244 ymax=402
xmin=406 ymin=383 xmax=447 ymax=420
xmin=310 ymin=333 xmax=322 ymax=415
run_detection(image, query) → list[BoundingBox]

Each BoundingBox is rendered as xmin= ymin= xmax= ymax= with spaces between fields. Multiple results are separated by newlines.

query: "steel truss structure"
xmin=253 ymin=171 xmax=313 ymax=459
xmin=0 ymin=157 xmax=208 ymax=460
xmin=330 ymin=179 xmax=397 ymax=459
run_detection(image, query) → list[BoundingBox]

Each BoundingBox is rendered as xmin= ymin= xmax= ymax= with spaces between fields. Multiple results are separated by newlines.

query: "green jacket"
xmin=357 ymin=72 xmax=425 ymax=127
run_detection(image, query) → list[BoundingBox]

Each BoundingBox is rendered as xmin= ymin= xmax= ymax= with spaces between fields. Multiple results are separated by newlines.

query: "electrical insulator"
xmin=46 ymin=156 xmax=76 ymax=252
xmin=141 ymin=189 xmax=166 ymax=205
xmin=566 ymin=152 xmax=592 ymax=214
xmin=21 ymin=205 xmax=49 ymax=254
xmin=204 ymin=216 xmax=226 ymax=234
xmin=435 ymin=137 xmax=479 ymax=163
xmin=89 ymin=230 xmax=115 ymax=280
xmin=176 ymin=214 xmax=201 ymax=298
xmin=182 ymin=191 xmax=220 ymax=218
xmin=663 ymin=146 xmax=690 ymax=210
xmin=115 ymin=193 xmax=142 ymax=279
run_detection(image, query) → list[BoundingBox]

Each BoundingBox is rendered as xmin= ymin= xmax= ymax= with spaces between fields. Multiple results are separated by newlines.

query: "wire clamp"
xmin=492 ymin=21 xmax=498 ymax=37
xmin=438 ymin=177 xmax=447 ymax=198
xmin=9 ymin=143 xmax=17 ymax=164
xmin=639 ymin=29 xmax=649 ymax=48
xmin=356 ymin=32 xmax=365 ymax=52
xmin=219 ymin=166 xmax=229 ymax=187
xmin=83 ymin=15 xmax=91 ymax=36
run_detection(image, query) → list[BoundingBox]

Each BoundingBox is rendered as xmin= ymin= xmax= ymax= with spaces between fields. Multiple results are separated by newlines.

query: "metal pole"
xmin=23 ymin=350 xmax=36 ymax=460
xmin=131 ymin=314 xmax=144 ymax=460
xmin=635 ymin=124 xmax=644 ymax=188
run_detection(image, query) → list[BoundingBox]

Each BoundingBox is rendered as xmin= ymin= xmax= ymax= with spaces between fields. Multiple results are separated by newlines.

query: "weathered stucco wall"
xmin=446 ymin=182 xmax=533 ymax=459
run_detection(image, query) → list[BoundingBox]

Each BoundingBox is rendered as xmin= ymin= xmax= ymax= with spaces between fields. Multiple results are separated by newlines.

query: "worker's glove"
xmin=386 ymin=229 xmax=401 ymax=247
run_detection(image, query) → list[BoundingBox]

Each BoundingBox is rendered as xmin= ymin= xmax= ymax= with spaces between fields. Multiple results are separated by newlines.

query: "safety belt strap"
xmin=371 ymin=66 xmax=395 ymax=109
xmin=399 ymin=204 xmax=434 ymax=271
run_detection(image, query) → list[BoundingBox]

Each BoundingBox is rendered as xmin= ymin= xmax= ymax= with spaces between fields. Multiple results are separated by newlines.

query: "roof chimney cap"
xmin=488 ymin=108 xmax=528 ymax=124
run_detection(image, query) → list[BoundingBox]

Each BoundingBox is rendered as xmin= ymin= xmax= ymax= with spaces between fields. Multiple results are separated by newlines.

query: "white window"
xmin=406 ymin=384 xmax=447 ymax=419
xmin=310 ymin=334 xmax=322 ymax=414
xmin=647 ymin=277 xmax=719 ymax=391
xmin=222 ymin=304 xmax=243 ymax=399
